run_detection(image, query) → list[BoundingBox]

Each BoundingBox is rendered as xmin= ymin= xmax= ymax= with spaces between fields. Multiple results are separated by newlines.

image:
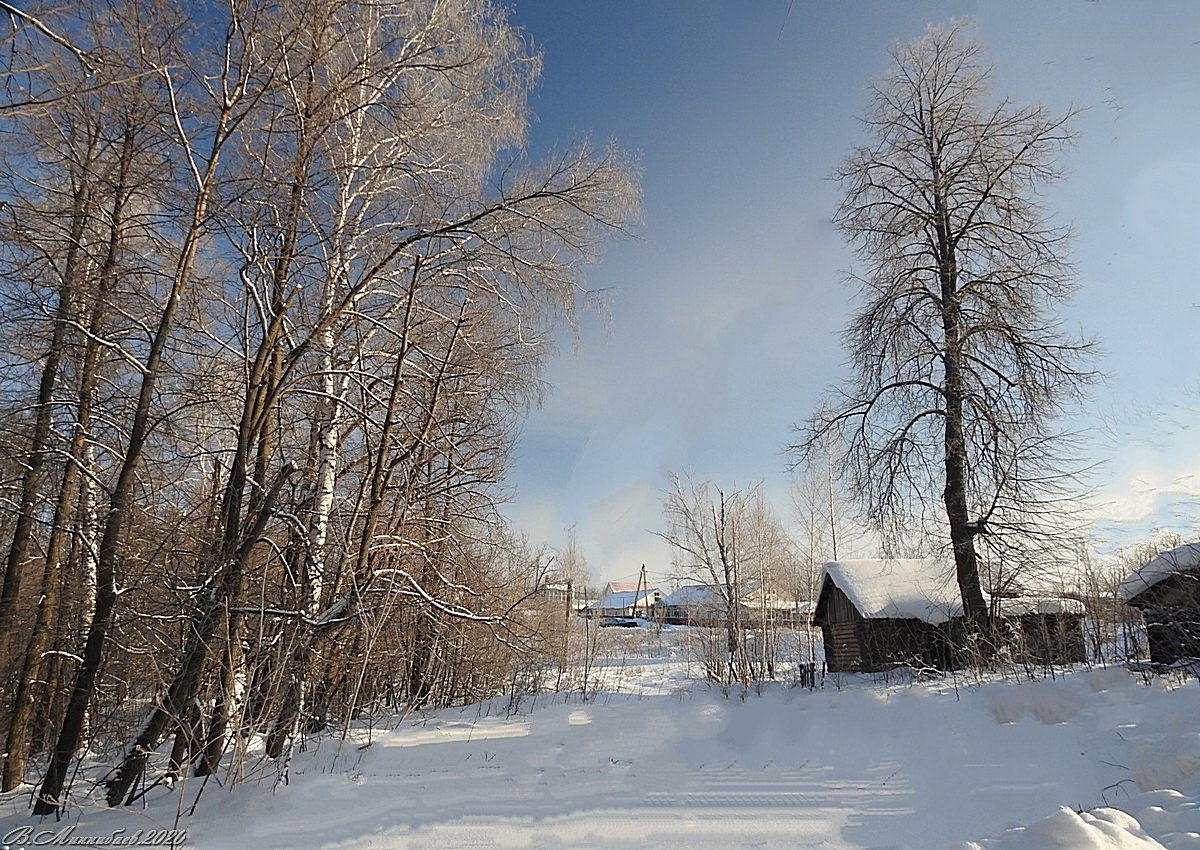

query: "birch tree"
xmin=100 ymin=0 xmax=636 ymax=807
xmin=789 ymin=438 xmax=856 ymax=596
xmin=797 ymin=22 xmax=1094 ymax=634
xmin=0 ymin=0 xmax=636 ymax=813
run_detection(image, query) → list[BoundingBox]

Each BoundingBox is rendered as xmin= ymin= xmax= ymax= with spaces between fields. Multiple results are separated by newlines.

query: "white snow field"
xmin=3 ymin=632 xmax=1200 ymax=849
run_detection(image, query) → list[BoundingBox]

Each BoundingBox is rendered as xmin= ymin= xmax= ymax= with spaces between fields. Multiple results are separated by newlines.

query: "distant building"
xmin=655 ymin=585 xmax=728 ymax=625
xmin=812 ymin=559 xmax=1086 ymax=673
xmin=534 ymin=583 xmax=575 ymax=607
xmin=584 ymin=586 xmax=661 ymax=618
xmin=654 ymin=584 xmax=811 ymax=627
xmin=602 ymin=581 xmax=646 ymax=595
xmin=1121 ymin=543 xmax=1200 ymax=665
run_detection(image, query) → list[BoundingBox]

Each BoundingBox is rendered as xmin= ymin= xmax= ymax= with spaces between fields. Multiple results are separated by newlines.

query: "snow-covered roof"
xmin=657 ymin=585 xmax=813 ymax=613
xmin=588 ymin=589 xmax=657 ymax=611
xmin=817 ymin=560 xmax=1086 ymax=624
xmin=657 ymin=584 xmax=801 ymax=607
xmin=604 ymin=581 xmax=643 ymax=595
xmin=658 ymin=585 xmax=725 ymax=607
xmin=994 ymin=597 xmax=1085 ymax=616
xmin=820 ymin=559 xmax=962 ymax=624
xmin=1119 ymin=543 xmax=1200 ymax=602
xmin=746 ymin=598 xmax=815 ymax=613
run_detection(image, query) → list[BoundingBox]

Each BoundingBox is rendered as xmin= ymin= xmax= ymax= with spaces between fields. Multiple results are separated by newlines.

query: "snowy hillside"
xmin=2 ymin=630 xmax=1200 ymax=849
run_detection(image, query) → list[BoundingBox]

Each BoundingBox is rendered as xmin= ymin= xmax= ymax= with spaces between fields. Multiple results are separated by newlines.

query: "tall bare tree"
xmin=97 ymin=0 xmax=636 ymax=807
xmin=30 ymin=0 xmax=265 ymax=814
xmin=0 ymin=66 xmax=154 ymax=792
xmin=0 ymin=0 xmax=636 ymax=814
xmin=789 ymin=435 xmax=861 ymax=582
xmin=796 ymin=22 xmax=1095 ymax=632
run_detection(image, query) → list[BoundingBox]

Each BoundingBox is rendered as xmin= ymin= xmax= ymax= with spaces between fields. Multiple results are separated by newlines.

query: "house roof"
xmin=746 ymin=597 xmax=815 ymax=613
xmin=658 ymin=584 xmax=726 ymax=607
xmin=1119 ymin=543 xmax=1200 ymax=602
xmin=605 ymin=581 xmax=657 ymax=594
xmin=815 ymin=559 xmax=1085 ymax=625
xmin=994 ymin=597 xmax=1084 ymax=616
xmin=819 ymin=559 xmax=962 ymax=624
xmin=656 ymin=585 xmax=814 ymax=614
xmin=587 ymin=588 xmax=657 ymax=610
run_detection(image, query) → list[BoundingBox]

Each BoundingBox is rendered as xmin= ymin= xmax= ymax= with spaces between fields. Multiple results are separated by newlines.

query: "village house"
xmin=654 ymin=584 xmax=811 ymax=627
xmin=812 ymin=559 xmax=1086 ymax=673
xmin=583 ymin=582 xmax=661 ymax=619
xmin=654 ymin=584 xmax=728 ymax=626
xmin=1121 ymin=542 xmax=1200 ymax=665
xmin=534 ymin=582 xmax=574 ymax=606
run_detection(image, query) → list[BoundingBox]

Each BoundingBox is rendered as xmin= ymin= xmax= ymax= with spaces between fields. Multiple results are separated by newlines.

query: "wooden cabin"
xmin=813 ymin=560 xmax=1086 ymax=673
xmin=1121 ymin=543 xmax=1200 ymax=665
xmin=992 ymin=598 xmax=1088 ymax=667
xmin=813 ymin=560 xmax=961 ymax=672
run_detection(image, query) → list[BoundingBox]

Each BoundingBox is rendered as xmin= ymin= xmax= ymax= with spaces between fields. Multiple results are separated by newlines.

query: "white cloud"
xmin=1086 ymin=389 xmax=1200 ymax=548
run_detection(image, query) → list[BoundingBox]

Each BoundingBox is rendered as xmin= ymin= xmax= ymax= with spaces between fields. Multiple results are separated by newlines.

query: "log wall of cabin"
xmin=817 ymin=578 xmax=1087 ymax=672
xmin=1130 ymin=574 xmax=1200 ymax=665
xmin=1006 ymin=614 xmax=1087 ymax=666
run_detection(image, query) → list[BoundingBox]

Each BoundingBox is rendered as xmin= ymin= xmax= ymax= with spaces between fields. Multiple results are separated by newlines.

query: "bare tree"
xmin=554 ymin=526 xmax=591 ymax=591
xmin=0 ymin=0 xmax=637 ymax=813
xmin=737 ymin=488 xmax=795 ymax=679
xmin=658 ymin=473 xmax=791 ymax=685
xmin=789 ymin=435 xmax=863 ymax=583
xmin=796 ymin=22 xmax=1095 ymax=635
xmin=0 ymin=0 xmax=210 ymax=798
xmin=97 ymin=0 xmax=636 ymax=807
xmin=0 ymin=60 xmax=156 ymax=791
xmin=0 ymin=1 xmax=98 ymax=113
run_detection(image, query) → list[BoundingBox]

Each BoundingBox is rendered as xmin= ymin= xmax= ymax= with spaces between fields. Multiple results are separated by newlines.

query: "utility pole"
xmin=633 ymin=564 xmax=648 ymax=619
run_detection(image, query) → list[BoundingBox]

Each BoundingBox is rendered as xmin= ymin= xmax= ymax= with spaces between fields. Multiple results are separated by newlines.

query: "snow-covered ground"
xmin=3 ymin=628 xmax=1200 ymax=849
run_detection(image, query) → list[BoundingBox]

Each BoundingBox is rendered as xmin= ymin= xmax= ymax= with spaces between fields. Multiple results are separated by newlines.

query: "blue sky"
xmin=501 ymin=1 xmax=1200 ymax=587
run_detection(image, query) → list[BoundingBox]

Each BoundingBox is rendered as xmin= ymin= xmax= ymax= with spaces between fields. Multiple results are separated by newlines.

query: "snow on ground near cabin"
xmin=3 ymin=633 xmax=1200 ymax=848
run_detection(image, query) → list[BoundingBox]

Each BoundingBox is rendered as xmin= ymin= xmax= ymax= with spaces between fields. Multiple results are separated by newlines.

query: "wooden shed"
xmin=1121 ymin=543 xmax=1200 ymax=665
xmin=992 ymin=598 xmax=1088 ymax=667
xmin=813 ymin=560 xmax=961 ymax=672
xmin=813 ymin=560 xmax=1086 ymax=673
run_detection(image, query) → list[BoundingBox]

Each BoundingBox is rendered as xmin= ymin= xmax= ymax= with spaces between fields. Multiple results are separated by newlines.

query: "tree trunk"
xmin=103 ymin=464 xmax=290 ymax=806
xmin=3 ymin=118 xmax=131 ymax=791
xmin=0 ymin=142 xmax=98 ymax=671
xmin=196 ymin=604 xmax=242 ymax=777
xmin=33 ymin=98 xmax=230 ymax=815
xmin=933 ymin=169 xmax=989 ymax=631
